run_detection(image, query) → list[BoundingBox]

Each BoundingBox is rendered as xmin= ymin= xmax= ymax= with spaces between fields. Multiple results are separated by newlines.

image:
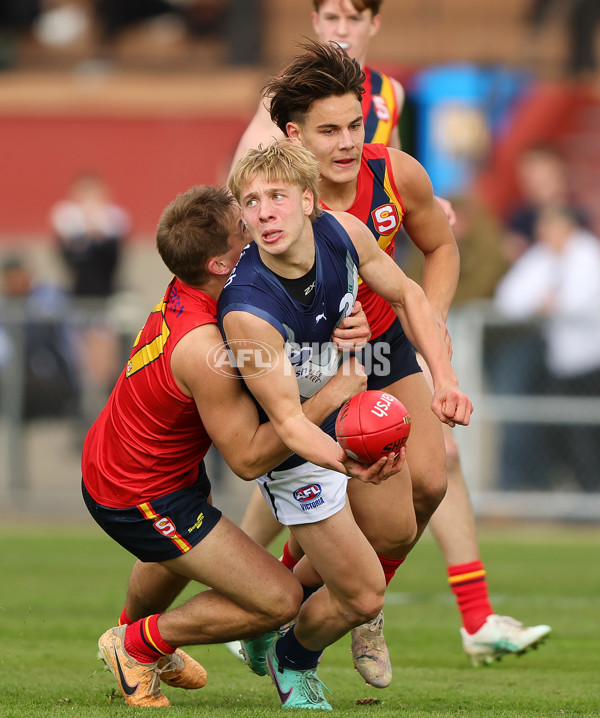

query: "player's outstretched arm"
xmin=335 ymin=211 xmax=473 ymax=428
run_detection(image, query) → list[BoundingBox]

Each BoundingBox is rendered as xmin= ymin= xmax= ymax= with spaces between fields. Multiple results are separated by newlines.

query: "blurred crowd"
xmin=0 ymin=0 xmax=261 ymax=69
xmin=1 ymin=1 xmax=599 ymax=75
xmin=0 ymin=170 xmax=130 ymax=441
xmin=1 ymin=141 xmax=598 ymax=493
xmin=400 ymin=141 xmax=600 ymax=493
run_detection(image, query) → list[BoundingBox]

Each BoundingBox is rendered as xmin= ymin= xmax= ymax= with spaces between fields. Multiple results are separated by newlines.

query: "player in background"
xmin=230 ymin=32 xmax=551 ymax=685
xmin=233 ymin=0 xmax=403 ymax=161
xmin=220 ymin=140 xmax=472 ymax=710
xmin=233 ymin=1 xmax=453 ymax=220
xmin=84 ymin=184 xmax=386 ymax=708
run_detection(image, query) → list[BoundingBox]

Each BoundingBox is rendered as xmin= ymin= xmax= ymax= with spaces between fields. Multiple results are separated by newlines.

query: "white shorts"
xmin=256 ymin=462 xmax=348 ymax=526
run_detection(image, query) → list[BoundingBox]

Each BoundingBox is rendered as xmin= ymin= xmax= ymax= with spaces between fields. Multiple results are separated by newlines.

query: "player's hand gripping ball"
xmin=335 ymin=390 xmax=411 ymax=464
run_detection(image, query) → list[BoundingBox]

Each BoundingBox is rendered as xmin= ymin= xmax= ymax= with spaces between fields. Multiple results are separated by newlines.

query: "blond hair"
xmin=228 ymin=140 xmax=323 ymax=223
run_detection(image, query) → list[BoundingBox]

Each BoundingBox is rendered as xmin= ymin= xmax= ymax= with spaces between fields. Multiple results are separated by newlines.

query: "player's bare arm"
xmin=388 ymin=149 xmax=459 ymax=330
xmin=172 ymin=322 xmax=367 ymax=480
xmin=333 ymin=210 xmax=473 ymax=428
xmin=223 ymin=311 xmax=351 ymax=473
xmin=231 ymin=98 xmax=284 ymax=167
xmin=222 ymin=310 xmax=402 ymax=483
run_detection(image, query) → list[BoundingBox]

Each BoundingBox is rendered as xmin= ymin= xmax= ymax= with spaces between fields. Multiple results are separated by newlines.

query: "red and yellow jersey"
xmin=82 ymin=278 xmax=215 ymax=508
xmin=320 ymin=143 xmax=406 ymax=339
xmin=362 ymin=67 xmax=400 ymax=146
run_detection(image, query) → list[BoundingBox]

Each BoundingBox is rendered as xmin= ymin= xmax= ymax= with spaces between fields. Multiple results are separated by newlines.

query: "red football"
xmin=335 ymin=390 xmax=411 ymax=464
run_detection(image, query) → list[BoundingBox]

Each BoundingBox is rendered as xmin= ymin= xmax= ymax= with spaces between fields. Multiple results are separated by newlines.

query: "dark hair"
xmin=265 ymin=39 xmax=365 ymax=134
xmin=156 ymin=185 xmax=238 ymax=286
xmin=312 ymin=0 xmax=383 ymax=14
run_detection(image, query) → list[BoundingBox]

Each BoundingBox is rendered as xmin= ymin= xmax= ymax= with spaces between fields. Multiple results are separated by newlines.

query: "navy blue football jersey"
xmin=217 ymin=212 xmax=360 ymax=470
xmin=218 ymin=212 xmax=360 ymax=401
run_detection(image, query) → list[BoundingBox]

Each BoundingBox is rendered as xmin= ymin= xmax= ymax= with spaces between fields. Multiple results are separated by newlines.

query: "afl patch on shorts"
xmin=257 ymin=461 xmax=348 ymax=526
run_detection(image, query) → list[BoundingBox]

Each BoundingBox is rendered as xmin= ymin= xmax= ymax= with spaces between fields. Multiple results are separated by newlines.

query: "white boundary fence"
xmin=449 ymin=302 xmax=600 ymax=521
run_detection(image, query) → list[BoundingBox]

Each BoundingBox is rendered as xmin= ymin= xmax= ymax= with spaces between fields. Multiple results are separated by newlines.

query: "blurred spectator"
xmin=484 ymin=143 xmax=592 ymax=491
xmin=402 ymin=193 xmax=510 ymax=304
xmin=33 ymin=2 xmax=90 ymax=48
xmin=503 ymin=144 xmax=589 ymax=264
xmin=494 ymin=206 xmax=600 ymax=492
xmin=51 ymin=170 xmax=130 ymax=299
xmin=0 ymin=254 xmax=80 ymax=421
xmin=528 ymin=0 xmax=600 ymax=77
xmin=50 ymin=171 xmax=131 ymax=427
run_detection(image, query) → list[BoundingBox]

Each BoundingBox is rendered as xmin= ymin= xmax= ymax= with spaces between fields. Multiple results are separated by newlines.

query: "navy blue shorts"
xmin=359 ymin=318 xmax=422 ymax=391
xmin=82 ymin=463 xmax=222 ymax=562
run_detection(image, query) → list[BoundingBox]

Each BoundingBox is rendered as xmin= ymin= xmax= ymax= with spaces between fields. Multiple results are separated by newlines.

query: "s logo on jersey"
xmin=372 ymin=95 xmax=391 ymax=122
xmin=371 ymin=204 xmax=399 ymax=236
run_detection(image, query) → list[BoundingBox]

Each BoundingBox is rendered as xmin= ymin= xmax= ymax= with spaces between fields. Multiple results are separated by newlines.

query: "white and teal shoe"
xmin=461 ymin=614 xmax=552 ymax=666
xmin=265 ymin=640 xmax=332 ymax=710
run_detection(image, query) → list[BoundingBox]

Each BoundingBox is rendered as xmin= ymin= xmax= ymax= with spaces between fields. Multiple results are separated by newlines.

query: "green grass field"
xmin=1 ymin=521 xmax=599 ymax=718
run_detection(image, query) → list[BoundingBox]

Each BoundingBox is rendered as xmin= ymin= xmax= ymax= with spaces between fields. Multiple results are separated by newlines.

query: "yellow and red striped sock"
xmin=124 ymin=614 xmax=176 ymax=664
xmin=447 ymin=560 xmax=493 ymax=634
xmin=378 ymin=554 xmax=406 ymax=586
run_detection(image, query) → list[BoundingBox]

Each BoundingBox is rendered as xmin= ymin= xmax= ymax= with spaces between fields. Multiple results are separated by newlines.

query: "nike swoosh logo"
xmin=114 ymin=650 xmax=139 ymax=696
xmin=266 ymin=653 xmax=292 ymax=704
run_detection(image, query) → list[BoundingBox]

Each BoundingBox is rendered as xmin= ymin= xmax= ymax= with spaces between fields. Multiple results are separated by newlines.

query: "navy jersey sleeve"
xmin=217 ymin=289 xmax=288 ymax=341
xmin=217 ymin=244 xmax=289 ymax=341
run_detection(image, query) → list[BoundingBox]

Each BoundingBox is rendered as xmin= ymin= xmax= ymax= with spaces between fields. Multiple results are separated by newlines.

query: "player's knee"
xmin=256 ymin=580 xmax=303 ymax=629
xmin=344 ymin=590 xmax=385 ymax=627
xmin=371 ymin=514 xmax=417 ymax=554
xmin=399 ymin=515 xmax=418 ymax=546
xmin=412 ymin=468 xmax=447 ymax=522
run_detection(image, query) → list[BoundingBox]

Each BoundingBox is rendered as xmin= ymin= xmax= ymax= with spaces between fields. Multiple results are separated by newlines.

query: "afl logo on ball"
xmin=293 ymin=484 xmax=322 ymax=503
